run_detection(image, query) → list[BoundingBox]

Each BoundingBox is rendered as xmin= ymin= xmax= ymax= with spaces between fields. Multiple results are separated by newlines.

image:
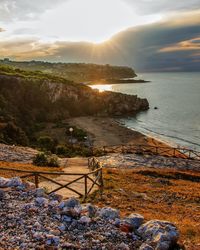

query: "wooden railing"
xmin=0 ymin=166 xmax=103 ymax=201
xmin=100 ymin=144 xmax=200 ymax=161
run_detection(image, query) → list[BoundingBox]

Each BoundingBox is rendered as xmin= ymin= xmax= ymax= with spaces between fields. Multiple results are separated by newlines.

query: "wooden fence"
xmin=0 ymin=161 xmax=103 ymax=201
xmin=100 ymin=144 xmax=200 ymax=161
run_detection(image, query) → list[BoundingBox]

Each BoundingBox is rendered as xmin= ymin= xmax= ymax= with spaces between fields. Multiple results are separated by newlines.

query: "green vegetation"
xmin=0 ymin=64 xmax=75 ymax=85
xmin=65 ymin=125 xmax=87 ymax=141
xmin=0 ymin=62 xmax=148 ymax=151
xmin=0 ymin=60 xmax=136 ymax=82
xmin=33 ymin=152 xmax=59 ymax=167
xmin=37 ymin=136 xmax=57 ymax=152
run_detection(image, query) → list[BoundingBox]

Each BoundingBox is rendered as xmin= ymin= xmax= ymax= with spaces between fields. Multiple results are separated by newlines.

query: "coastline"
xmin=69 ymin=116 xmax=174 ymax=150
xmin=86 ymin=78 xmax=150 ymax=85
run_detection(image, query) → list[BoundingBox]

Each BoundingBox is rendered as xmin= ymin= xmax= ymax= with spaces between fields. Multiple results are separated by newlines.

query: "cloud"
xmin=0 ymin=27 xmax=5 ymax=32
xmin=123 ymin=0 xmax=200 ymax=15
xmin=0 ymin=0 xmax=66 ymax=22
xmin=0 ymin=11 xmax=200 ymax=72
xmin=159 ymin=37 xmax=200 ymax=52
xmin=0 ymin=38 xmax=58 ymax=59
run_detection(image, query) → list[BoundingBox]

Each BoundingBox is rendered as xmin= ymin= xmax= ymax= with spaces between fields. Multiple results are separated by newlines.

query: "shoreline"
xmin=87 ymin=79 xmax=150 ymax=85
xmin=69 ymin=116 xmax=175 ymax=150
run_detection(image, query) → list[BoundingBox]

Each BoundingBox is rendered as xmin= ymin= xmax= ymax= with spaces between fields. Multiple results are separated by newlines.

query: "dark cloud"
xmin=1 ymin=12 xmax=200 ymax=72
xmin=0 ymin=0 xmax=66 ymax=22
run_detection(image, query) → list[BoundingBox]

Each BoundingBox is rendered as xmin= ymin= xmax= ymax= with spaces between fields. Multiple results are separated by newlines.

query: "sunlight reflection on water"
xmin=90 ymin=84 xmax=112 ymax=92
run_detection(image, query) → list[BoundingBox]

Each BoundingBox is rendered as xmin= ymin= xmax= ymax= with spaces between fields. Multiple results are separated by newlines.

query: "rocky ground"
xmin=0 ymin=177 xmax=180 ymax=250
xmin=0 ymin=143 xmax=38 ymax=163
xmin=98 ymin=153 xmax=200 ymax=172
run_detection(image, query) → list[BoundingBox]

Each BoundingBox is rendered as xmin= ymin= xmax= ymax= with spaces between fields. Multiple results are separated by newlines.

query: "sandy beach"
xmin=69 ymin=116 xmax=172 ymax=149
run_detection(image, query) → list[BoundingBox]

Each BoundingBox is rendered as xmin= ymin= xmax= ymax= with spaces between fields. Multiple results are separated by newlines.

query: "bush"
xmin=48 ymin=155 xmax=59 ymax=167
xmin=1 ymin=122 xmax=29 ymax=146
xmin=37 ymin=136 xmax=54 ymax=151
xmin=65 ymin=126 xmax=87 ymax=141
xmin=56 ymin=145 xmax=68 ymax=156
xmin=33 ymin=153 xmax=48 ymax=166
xmin=33 ymin=152 xmax=59 ymax=167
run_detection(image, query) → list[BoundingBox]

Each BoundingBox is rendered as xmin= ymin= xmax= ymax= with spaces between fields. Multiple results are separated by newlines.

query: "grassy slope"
xmin=0 ymin=64 xmax=76 ymax=86
xmin=90 ymin=168 xmax=200 ymax=249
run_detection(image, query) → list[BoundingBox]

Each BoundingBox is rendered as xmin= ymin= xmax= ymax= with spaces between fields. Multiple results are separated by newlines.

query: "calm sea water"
xmin=91 ymin=72 xmax=200 ymax=150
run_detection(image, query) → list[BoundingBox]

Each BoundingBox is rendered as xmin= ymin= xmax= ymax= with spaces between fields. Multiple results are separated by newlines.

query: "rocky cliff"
xmin=0 ymin=66 xmax=149 ymax=145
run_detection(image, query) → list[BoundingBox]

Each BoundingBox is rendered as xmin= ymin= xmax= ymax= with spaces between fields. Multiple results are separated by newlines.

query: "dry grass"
xmin=91 ymin=167 xmax=200 ymax=249
xmin=0 ymin=161 xmax=63 ymax=181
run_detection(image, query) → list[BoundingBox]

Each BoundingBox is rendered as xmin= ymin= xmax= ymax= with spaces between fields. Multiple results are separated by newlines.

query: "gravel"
xmin=0 ymin=177 xmax=180 ymax=249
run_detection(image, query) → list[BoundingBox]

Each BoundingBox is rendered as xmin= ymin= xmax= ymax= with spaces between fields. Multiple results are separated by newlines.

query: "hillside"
xmin=0 ymin=65 xmax=148 ymax=146
xmin=0 ymin=59 xmax=137 ymax=82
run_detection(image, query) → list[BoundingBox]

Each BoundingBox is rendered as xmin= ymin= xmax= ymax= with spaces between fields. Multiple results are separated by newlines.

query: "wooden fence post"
xmin=100 ymin=168 xmax=103 ymax=197
xmin=84 ymin=175 xmax=88 ymax=200
xmin=34 ymin=174 xmax=39 ymax=188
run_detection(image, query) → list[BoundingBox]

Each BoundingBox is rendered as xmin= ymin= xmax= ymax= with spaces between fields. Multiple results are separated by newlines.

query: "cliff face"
xmin=0 ymin=75 xmax=149 ymax=117
xmin=39 ymin=78 xmax=149 ymax=116
xmin=0 ymin=73 xmax=148 ymax=145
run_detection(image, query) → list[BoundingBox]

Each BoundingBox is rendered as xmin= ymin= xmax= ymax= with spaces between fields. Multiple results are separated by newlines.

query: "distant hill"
xmin=0 ymin=59 xmax=136 ymax=82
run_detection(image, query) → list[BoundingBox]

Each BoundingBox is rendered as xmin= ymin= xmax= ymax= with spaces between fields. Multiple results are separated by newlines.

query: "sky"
xmin=0 ymin=0 xmax=200 ymax=71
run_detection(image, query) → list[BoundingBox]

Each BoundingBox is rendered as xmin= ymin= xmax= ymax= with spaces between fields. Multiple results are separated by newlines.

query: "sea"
xmin=90 ymin=72 xmax=200 ymax=151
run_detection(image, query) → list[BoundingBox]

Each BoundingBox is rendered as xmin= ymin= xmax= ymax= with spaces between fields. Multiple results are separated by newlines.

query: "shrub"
xmin=48 ymin=155 xmax=59 ymax=167
xmin=56 ymin=145 xmax=68 ymax=156
xmin=37 ymin=136 xmax=54 ymax=151
xmin=33 ymin=153 xmax=48 ymax=166
xmin=2 ymin=122 xmax=29 ymax=146
xmin=33 ymin=153 xmax=60 ymax=167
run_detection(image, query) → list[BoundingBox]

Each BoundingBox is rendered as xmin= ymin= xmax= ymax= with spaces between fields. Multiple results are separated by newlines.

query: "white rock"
xmin=35 ymin=188 xmax=45 ymax=197
xmin=99 ymin=207 xmax=120 ymax=220
xmin=59 ymin=197 xmax=80 ymax=209
xmin=125 ymin=213 xmax=144 ymax=229
xmin=138 ymin=220 xmax=179 ymax=250
xmin=79 ymin=216 xmax=91 ymax=224
xmin=139 ymin=243 xmax=154 ymax=250
xmin=0 ymin=177 xmax=9 ymax=187
xmin=34 ymin=197 xmax=49 ymax=207
xmin=7 ymin=177 xmax=23 ymax=187
xmin=118 ymin=242 xmax=130 ymax=250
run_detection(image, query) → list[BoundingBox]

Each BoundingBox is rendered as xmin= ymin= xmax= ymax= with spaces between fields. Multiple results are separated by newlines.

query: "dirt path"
xmin=40 ymin=157 xmax=98 ymax=199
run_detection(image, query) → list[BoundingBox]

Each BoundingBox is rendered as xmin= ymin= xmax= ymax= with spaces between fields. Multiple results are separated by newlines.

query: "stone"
xmin=49 ymin=193 xmax=63 ymax=202
xmin=46 ymin=234 xmax=60 ymax=246
xmin=87 ymin=204 xmax=97 ymax=218
xmin=125 ymin=213 xmax=144 ymax=229
xmin=138 ymin=220 xmax=179 ymax=249
xmin=139 ymin=243 xmax=154 ymax=250
xmin=118 ymin=242 xmax=130 ymax=250
xmin=59 ymin=197 xmax=80 ymax=209
xmin=24 ymin=181 xmax=35 ymax=190
xmin=79 ymin=216 xmax=91 ymax=224
xmin=120 ymin=221 xmax=133 ymax=233
xmin=7 ymin=177 xmax=23 ymax=187
xmin=99 ymin=207 xmax=120 ymax=220
xmin=0 ymin=177 xmax=9 ymax=187
xmin=61 ymin=207 xmax=81 ymax=218
xmin=34 ymin=197 xmax=49 ymax=207
xmin=35 ymin=188 xmax=46 ymax=197
xmin=0 ymin=190 xmax=5 ymax=200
